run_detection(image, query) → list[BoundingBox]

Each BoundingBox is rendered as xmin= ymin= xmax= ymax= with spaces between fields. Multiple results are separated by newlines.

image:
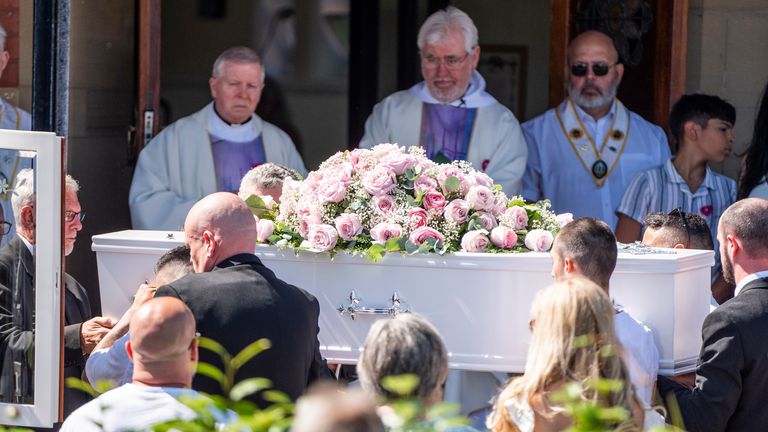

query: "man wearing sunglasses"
xmin=522 ymin=30 xmax=669 ymax=229
xmin=359 ymin=6 xmax=527 ymax=197
xmin=0 ymin=169 xmax=116 ymax=417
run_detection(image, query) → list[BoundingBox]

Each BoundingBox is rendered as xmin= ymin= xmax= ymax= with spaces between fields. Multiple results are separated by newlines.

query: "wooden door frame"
xmin=548 ymin=0 xmax=688 ymax=132
xmin=135 ymin=0 xmax=161 ymax=156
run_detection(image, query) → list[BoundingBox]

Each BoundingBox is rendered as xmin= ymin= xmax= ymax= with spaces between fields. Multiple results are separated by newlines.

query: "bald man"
xmin=522 ymin=30 xmax=669 ymax=229
xmin=155 ymin=192 xmax=330 ymax=407
xmin=61 ymin=297 xmax=233 ymax=431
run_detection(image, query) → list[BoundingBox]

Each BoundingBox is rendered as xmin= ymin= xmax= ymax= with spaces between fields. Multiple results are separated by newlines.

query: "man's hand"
xmin=667 ymin=372 xmax=695 ymax=389
xmin=80 ymin=316 xmax=117 ymax=354
xmin=131 ymin=283 xmax=157 ymax=308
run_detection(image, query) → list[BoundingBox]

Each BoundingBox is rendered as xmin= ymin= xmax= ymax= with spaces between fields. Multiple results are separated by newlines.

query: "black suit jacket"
xmin=156 ymin=253 xmax=331 ymax=407
xmin=0 ymin=235 xmax=93 ymax=415
xmin=658 ymin=277 xmax=768 ymax=431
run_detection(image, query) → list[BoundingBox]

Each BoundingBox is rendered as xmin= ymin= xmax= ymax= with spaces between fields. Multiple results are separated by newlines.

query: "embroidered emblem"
xmin=700 ymin=205 xmax=713 ymax=217
xmin=0 ymin=175 xmax=8 ymax=195
xmin=570 ymin=128 xmax=583 ymax=139
xmin=611 ymin=129 xmax=624 ymax=140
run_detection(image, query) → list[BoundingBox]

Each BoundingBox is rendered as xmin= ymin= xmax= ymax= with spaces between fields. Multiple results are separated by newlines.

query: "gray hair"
xmin=417 ymin=6 xmax=478 ymax=54
xmin=238 ymin=163 xmax=299 ymax=199
xmin=292 ymin=383 xmax=384 ymax=432
xmin=12 ymin=168 xmax=80 ymax=222
xmin=0 ymin=24 xmax=6 ymax=52
xmin=211 ymin=46 xmax=265 ymax=83
xmin=719 ymin=198 xmax=768 ymax=256
xmin=357 ymin=313 xmax=447 ymax=401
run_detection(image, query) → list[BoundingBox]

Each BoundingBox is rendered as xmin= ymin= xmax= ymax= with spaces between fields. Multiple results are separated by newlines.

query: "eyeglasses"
xmin=64 ymin=210 xmax=86 ymax=223
xmin=421 ymin=53 xmax=470 ymax=70
xmin=668 ymin=208 xmax=691 ymax=248
xmin=0 ymin=221 xmax=11 ymax=235
xmin=570 ymin=62 xmax=616 ymax=77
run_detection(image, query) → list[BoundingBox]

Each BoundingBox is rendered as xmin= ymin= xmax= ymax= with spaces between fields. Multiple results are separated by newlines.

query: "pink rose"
xmin=256 ymin=219 xmax=275 ymax=243
xmin=408 ymin=226 xmax=444 ymax=246
xmin=443 ymin=199 xmax=470 ymax=224
xmin=349 ymin=148 xmax=374 ymax=172
xmin=370 ymin=222 xmax=404 ymax=244
xmin=334 ymin=213 xmax=363 ymax=241
xmin=308 ymin=224 xmax=338 ymax=252
xmin=492 ymin=194 xmax=509 ymax=217
xmin=374 ymin=195 xmax=396 ymax=214
xmin=371 ymin=143 xmax=404 ymax=158
xmin=504 ymin=206 xmax=529 ymax=230
xmin=490 ymin=226 xmax=518 ymax=249
xmin=407 ymin=207 xmax=429 ymax=229
xmin=474 ymin=211 xmax=498 ymax=230
xmin=414 ymin=175 xmax=438 ymax=194
xmin=380 ymin=151 xmax=416 ymax=175
xmin=472 ymin=172 xmax=495 ymax=189
xmin=466 ymin=185 xmax=495 ymax=211
xmin=422 ymin=189 xmax=446 ymax=211
xmin=315 ymin=178 xmax=347 ymax=204
xmin=362 ymin=166 xmax=397 ymax=196
xmin=556 ymin=213 xmax=574 ymax=228
xmin=461 ymin=229 xmax=490 ymax=252
xmin=437 ymin=166 xmax=471 ymax=194
xmin=524 ymin=229 xmax=554 ymax=252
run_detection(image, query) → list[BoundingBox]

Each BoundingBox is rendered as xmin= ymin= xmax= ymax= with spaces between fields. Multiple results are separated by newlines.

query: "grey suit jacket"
xmin=658 ymin=277 xmax=768 ymax=431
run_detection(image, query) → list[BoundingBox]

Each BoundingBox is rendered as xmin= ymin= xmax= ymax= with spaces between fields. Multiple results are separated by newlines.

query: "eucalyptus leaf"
xmin=444 ymin=176 xmax=460 ymax=193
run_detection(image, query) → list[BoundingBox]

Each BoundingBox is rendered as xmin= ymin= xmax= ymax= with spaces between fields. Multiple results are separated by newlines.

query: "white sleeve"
xmin=85 ymin=333 xmax=133 ymax=387
xmin=359 ymin=99 xmax=390 ymax=149
xmin=482 ymin=111 xmax=528 ymax=196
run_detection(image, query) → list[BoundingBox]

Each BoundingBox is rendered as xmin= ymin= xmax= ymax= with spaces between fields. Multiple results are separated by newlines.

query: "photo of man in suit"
xmin=155 ymin=192 xmax=331 ymax=407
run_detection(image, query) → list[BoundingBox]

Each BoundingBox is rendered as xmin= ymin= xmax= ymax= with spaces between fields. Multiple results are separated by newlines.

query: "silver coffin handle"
xmin=337 ymin=290 xmax=409 ymax=320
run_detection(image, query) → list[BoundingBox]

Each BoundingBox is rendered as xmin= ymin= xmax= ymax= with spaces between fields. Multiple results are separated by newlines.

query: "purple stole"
xmin=210 ymin=134 xmax=266 ymax=193
xmin=419 ymin=103 xmax=478 ymax=163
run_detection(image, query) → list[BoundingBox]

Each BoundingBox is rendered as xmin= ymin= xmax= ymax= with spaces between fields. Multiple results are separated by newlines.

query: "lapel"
xmin=739 ymin=277 xmax=768 ymax=295
xmin=10 ymin=236 xmax=34 ymax=284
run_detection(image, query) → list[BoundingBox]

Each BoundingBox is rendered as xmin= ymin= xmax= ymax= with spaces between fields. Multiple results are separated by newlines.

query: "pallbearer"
xmin=522 ymin=30 xmax=669 ymax=229
xmin=359 ymin=6 xmax=527 ymax=197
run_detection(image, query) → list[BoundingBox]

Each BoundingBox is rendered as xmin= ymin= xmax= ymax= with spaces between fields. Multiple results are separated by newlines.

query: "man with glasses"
xmin=62 ymin=297 xmax=234 ymax=431
xmin=0 ymin=169 xmax=116 ymax=416
xmin=129 ymin=46 xmax=307 ymax=231
xmin=359 ymin=6 xmax=527 ymax=196
xmin=522 ymin=30 xmax=669 ymax=229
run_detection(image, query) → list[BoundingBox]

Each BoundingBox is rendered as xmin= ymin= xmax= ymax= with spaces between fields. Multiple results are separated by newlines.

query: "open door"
xmin=549 ymin=0 xmax=688 ymax=136
xmin=133 ymin=0 xmax=161 ymax=158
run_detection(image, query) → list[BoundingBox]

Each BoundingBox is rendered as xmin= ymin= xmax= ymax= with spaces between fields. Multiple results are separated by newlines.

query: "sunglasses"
xmin=570 ymin=62 xmax=615 ymax=77
xmin=668 ymin=208 xmax=691 ymax=248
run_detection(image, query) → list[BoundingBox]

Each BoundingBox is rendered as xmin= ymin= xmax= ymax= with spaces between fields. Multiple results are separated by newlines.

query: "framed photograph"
xmin=477 ymin=45 xmax=527 ymax=119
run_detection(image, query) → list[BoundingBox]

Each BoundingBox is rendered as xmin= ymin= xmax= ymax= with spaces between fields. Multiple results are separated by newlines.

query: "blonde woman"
xmin=488 ymin=277 xmax=644 ymax=432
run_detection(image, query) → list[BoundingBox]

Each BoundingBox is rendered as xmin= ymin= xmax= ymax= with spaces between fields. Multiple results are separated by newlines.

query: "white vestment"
xmin=0 ymin=99 xmax=32 ymax=247
xmin=359 ymin=71 xmax=528 ymax=196
xmin=129 ymin=102 xmax=307 ymax=230
xmin=615 ymin=308 xmax=659 ymax=408
xmin=522 ymin=99 xmax=669 ymax=228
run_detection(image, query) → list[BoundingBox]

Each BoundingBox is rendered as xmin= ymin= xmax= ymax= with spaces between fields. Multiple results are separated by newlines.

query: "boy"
xmin=615 ymin=94 xmax=736 ymax=303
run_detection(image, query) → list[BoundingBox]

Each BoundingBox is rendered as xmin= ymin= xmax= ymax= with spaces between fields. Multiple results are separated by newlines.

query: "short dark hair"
xmin=669 ymin=94 xmax=736 ymax=151
xmin=644 ymin=212 xmax=713 ymax=250
xmin=154 ymin=245 xmax=192 ymax=276
xmin=719 ymin=199 xmax=768 ymax=257
xmin=553 ymin=218 xmax=617 ymax=290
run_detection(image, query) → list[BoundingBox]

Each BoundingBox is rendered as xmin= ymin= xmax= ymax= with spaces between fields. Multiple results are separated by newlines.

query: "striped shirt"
xmin=617 ymin=158 xmax=736 ymax=283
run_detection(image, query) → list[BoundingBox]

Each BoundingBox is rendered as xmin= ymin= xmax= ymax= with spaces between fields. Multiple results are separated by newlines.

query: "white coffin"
xmin=92 ymin=230 xmax=713 ymax=375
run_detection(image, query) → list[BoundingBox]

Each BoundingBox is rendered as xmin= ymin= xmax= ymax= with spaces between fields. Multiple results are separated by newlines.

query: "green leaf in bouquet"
xmin=508 ymin=198 xmax=526 ymax=207
xmin=245 ymin=195 xmax=276 ymax=220
xmin=406 ymin=195 xmax=420 ymax=207
xmin=432 ymin=151 xmax=452 ymax=165
xmin=405 ymin=167 xmax=417 ymax=181
xmin=405 ymin=239 xmax=420 ymax=254
xmin=232 ymin=338 xmax=272 ymax=370
xmin=364 ymin=243 xmax=386 ymax=262
xmin=492 ymin=183 xmax=503 ymax=193
xmin=229 ymin=377 xmax=273 ymax=401
xmin=385 ymin=236 xmax=406 ymax=252
xmin=444 ymin=176 xmax=461 ymax=193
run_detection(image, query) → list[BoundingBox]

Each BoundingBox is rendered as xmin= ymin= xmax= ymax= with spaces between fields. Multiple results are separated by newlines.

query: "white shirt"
xmin=614 ymin=308 xmax=659 ymax=407
xmin=734 ymin=270 xmax=768 ymax=297
xmin=60 ymin=383 xmax=235 ymax=432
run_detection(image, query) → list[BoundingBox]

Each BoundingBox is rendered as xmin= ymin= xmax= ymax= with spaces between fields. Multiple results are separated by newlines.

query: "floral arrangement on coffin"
xmin=247 ymin=144 xmax=572 ymax=262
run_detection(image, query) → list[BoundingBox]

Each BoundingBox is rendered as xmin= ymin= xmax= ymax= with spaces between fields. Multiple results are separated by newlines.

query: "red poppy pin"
xmin=481 ymin=159 xmax=490 ymax=171
xmin=700 ymin=205 xmax=713 ymax=217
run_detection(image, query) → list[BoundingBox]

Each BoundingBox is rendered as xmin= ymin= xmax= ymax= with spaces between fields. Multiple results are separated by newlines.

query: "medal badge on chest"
xmin=556 ymin=99 xmax=630 ymax=188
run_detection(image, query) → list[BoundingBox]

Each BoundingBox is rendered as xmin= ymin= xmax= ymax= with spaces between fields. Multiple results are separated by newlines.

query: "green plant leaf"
xmin=65 ymin=377 xmax=100 ymax=398
xmin=365 ymin=243 xmax=385 ymax=262
xmin=444 ymin=176 xmax=460 ymax=193
xmin=381 ymin=374 xmax=420 ymax=397
xmin=198 ymin=337 xmax=232 ymax=365
xmin=262 ymin=390 xmax=293 ymax=405
xmin=385 ymin=236 xmax=406 ymax=252
xmin=229 ymin=378 xmax=273 ymax=402
xmin=245 ymin=195 xmax=276 ymax=220
xmin=232 ymin=338 xmax=272 ymax=370
xmin=196 ymin=362 xmax=227 ymax=390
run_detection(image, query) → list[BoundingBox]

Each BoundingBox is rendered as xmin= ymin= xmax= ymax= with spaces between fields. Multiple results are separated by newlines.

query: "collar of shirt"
xmin=663 ymin=158 xmax=717 ymax=195
xmin=207 ymin=104 xmax=259 ymax=143
xmin=17 ymin=232 xmax=34 ymax=256
xmin=408 ymin=70 xmax=498 ymax=109
xmin=572 ymin=99 xmax=616 ymax=142
xmin=734 ymin=270 xmax=768 ymax=297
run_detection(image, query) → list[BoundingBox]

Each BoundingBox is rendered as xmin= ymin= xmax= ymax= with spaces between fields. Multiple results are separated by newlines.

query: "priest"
xmin=522 ymin=30 xmax=669 ymax=229
xmin=129 ymin=46 xmax=306 ymax=230
xmin=359 ymin=6 xmax=527 ymax=196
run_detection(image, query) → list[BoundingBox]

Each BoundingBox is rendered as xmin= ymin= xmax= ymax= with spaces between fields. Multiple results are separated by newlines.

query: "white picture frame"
xmin=0 ymin=129 xmax=62 ymax=427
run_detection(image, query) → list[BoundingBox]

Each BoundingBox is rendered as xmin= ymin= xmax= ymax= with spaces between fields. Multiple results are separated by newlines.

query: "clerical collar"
xmin=212 ymin=104 xmax=252 ymax=126
xmin=208 ymin=104 xmax=259 ymax=143
xmin=408 ymin=70 xmax=498 ymax=109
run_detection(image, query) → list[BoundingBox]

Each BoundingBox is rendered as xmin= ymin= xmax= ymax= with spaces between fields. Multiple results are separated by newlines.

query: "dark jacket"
xmin=0 ymin=235 xmax=93 ymax=414
xmin=658 ymin=277 xmax=768 ymax=431
xmin=156 ymin=253 xmax=331 ymax=407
